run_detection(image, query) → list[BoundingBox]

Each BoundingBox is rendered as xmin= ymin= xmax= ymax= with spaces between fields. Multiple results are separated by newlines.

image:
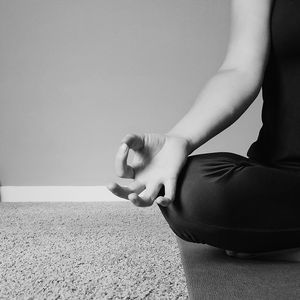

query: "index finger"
xmin=121 ymin=133 xmax=144 ymax=151
xmin=115 ymin=143 xmax=135 ymax=178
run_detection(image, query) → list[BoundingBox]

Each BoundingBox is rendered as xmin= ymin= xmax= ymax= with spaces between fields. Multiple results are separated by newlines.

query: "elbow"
xmin=218 ymin=66 xmax=263 ymax=98
xmin=219 ymin=63 xmax=265 ymax=98
xmin=216 ymin=67 xmax=263 ymax=117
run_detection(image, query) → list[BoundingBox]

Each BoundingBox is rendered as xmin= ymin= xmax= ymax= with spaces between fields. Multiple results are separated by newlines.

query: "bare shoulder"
xmin=219 ymin=0 xmax=274 ymax=86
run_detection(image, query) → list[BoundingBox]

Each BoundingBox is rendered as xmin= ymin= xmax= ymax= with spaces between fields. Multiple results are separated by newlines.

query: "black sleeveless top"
xmin=247 ymin=0 xmax=300 ymax=170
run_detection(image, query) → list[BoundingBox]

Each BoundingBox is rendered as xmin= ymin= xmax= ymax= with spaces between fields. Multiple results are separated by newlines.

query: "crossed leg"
xmin=157 ymin=152 xmax=300 ymax=254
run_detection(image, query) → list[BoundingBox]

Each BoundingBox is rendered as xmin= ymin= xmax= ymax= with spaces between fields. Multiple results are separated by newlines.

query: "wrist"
xmin=165 ymin=132 xmax=194 ymax=155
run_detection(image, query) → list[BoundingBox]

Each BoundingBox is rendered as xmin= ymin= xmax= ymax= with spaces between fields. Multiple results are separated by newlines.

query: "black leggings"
xmin=157 ymin=152 xmax=300 ymax=253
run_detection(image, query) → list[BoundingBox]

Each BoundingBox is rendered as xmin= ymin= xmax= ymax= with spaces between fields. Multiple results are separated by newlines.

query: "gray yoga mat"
xmin=176 ymin=236 xmax=300 ymax=300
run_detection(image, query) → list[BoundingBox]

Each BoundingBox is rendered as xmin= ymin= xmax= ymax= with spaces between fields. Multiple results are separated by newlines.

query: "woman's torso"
xmin=247 ymin=0 xmax=300 ymax=170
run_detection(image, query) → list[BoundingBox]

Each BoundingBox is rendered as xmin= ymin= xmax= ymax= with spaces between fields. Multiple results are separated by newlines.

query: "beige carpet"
xmin=0 ymin=202 xmax=188 ymax=299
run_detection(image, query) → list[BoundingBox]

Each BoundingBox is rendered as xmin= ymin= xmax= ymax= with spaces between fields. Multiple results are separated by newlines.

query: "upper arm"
xmin=219 ymin=0 xmax=274 ymax=90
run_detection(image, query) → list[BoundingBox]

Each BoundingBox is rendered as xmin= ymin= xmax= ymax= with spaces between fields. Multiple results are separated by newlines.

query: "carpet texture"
xmin=0 ymin=202 xmax=188 ymax=300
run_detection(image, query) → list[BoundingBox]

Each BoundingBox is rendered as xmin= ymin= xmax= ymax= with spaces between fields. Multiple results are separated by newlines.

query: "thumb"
xmin=156 ymin=178 xmax=177 ymax=207
xmin=121 ymin=133 xmax=144 ymax=151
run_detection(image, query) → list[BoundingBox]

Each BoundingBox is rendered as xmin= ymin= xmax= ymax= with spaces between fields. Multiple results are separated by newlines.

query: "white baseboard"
xmin=0 ymin=186 xmax=127 ymax=202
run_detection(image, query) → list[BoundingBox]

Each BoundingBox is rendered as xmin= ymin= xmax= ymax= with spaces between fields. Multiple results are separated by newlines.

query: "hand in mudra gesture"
xmin=106 ymin=133 xmax=190 ymax=207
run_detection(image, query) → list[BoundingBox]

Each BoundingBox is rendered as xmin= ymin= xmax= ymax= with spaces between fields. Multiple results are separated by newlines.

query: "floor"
xmin=0 ymin=202 xmax=188 ymax=300
xmin=177 ymin=237 xmax=300 ymax=299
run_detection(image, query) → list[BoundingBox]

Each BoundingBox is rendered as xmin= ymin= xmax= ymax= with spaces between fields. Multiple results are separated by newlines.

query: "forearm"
xmin=167 ymin=68 xmax=261 ymax=154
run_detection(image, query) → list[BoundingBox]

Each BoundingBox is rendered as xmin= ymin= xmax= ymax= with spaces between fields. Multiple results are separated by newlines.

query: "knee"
xmin=157 ymin=156 xmax=217 ymax=239
xmin=158 ymin=154 xmax=238 ymax=243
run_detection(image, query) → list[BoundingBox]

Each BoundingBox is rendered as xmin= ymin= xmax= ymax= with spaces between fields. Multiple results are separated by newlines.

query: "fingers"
xmin=139 ymin=182 xmax=163 ymax=202
xmin=106 ymin=181 xmax=146 ymax=200
xmin=106 ymin=182 xmax=129 ymax=199
xmin=128 ymin=182 xmax=162 ymax=207
xmin=115 ymin=143 xmax=135 ymax=178
xmin=128 ymin=193 xmax=154 ymax=207
xmin=164 ymin=178 xmax=176 ymax=201
xmin=121 ymin=133 xmax=144 ymax=151
xmin=128 ymin=180 xmax=146 ymax=195
xmin=155 ymin=178 xmax=177 ymax=207
xmin=108 ymin=178 xmax=177 ymax=208
xmin=115 ymin=134 xmax=144 ymax=179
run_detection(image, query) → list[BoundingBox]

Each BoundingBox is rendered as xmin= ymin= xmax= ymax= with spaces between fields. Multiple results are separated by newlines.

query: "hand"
xmin=106 ymin=133 xmax=190 ymax=207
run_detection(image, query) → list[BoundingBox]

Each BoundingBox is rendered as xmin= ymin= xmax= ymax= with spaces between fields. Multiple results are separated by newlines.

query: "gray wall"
xmin=0 ymin=0 xmax=262 ymax=186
